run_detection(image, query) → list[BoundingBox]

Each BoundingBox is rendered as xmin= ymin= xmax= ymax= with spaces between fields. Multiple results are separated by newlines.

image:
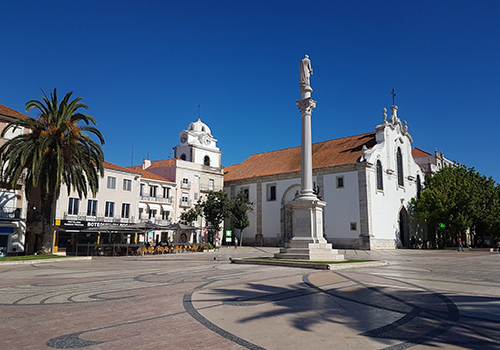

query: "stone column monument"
xmin=274 ymin=55 xmax=344 ymax=261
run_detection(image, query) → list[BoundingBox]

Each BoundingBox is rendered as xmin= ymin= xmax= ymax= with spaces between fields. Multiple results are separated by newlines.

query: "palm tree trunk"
xmin=40 ymin=190 xmax=56 ymax=253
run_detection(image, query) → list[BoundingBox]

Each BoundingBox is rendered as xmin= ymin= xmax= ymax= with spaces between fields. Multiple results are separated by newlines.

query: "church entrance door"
xmin=399 ymin=207 xmax=410 ymax=247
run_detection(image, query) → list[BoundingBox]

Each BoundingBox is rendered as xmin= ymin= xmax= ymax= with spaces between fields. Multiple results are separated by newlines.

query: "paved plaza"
xmin=0 ymin=247 xmax=499 ymax=350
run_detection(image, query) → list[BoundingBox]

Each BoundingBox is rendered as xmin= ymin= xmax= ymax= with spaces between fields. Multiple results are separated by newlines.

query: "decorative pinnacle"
xmin=382 ymin=108 xmax=387 ymax=122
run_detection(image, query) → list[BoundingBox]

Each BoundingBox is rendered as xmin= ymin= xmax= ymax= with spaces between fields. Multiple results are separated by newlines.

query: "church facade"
xmin=224 ymin=105 xmax=424 ymax=250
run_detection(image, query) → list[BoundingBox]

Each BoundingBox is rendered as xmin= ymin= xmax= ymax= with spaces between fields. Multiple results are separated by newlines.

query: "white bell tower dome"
xmin=174 ymin=119 xmax=222 ymax=168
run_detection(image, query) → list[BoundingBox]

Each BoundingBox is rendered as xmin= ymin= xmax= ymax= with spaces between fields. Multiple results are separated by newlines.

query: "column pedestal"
xmin=274 ymin=198 xmax=344 ymax=261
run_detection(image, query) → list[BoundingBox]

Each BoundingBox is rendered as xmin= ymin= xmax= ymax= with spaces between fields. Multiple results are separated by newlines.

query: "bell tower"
xmin=174 ymin=118 xmax=222 ymax=168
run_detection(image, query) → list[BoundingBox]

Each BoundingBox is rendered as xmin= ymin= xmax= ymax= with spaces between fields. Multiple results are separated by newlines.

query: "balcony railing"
xmin=63 ymin=212 xmax=135 ymax=223
xmin=0 ymin=207 xmax=22 ymax=219
xmin=139 ymin=218 xmax=172 ymax=225
xmin=201 ymin=165 xmax=223 ymax=173
xmin=200 ymin=184 xmax=222 ymax=192
xmin=139 ymin=195 xmax=173 ymax=204
xmin=181 ymin=181 xmax=191 ymax=189
xmin=179 ymin=199 xmax=192 ymax=208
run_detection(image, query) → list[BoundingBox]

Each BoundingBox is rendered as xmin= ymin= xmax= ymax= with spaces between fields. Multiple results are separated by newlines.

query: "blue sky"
xmin=1 ymin=0 xmax=499 ymax=181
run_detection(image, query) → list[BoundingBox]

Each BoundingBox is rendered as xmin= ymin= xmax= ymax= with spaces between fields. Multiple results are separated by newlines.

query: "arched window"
xmin=180 ymin=153 xmax=187 ymax=161
xmin=376 ymin=160 xmax=383 ymax=191
xmin=397 ymin=147 xmax=404 ymax=187
xmin=204 ymin=155 xmax=210 ymax=166
xmin=416 ymin=175 xmax=422 ymax=198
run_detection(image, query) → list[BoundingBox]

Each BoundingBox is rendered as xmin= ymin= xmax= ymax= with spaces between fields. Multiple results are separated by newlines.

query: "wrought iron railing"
xmin=0 ymin=207 xmax=22 ymax=219
xmin=139 ymin=195 xmax=173 ymax=204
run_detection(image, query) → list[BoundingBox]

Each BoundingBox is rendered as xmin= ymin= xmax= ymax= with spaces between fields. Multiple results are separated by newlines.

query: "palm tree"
xmin=0 ymin=89 xmax=105 ymax=253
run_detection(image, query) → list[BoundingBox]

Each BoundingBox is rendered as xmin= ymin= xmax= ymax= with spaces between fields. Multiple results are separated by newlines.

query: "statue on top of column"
xmin=299 ymin=55 xmax=313 ymax=88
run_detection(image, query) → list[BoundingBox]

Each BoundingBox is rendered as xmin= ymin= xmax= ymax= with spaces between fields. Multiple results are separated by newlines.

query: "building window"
xmin=162 ymin=211 xmax=170 ymax=220
xmin=397 ymin=147 xmax=404 ymax=187
xmin=336 ymin=176 xmax=344 ymax=188
xmin=121 ymin=203 xmax=130 ymax=218
xmin=194 ymin=175 xmax=199 ymax=184
xmin=241 ymin=188 xmax=249 ymax=200
xmin=149 ymin=209 xmax=157 ymax=219
xmin=194 ymin=192 xmax=199 ymax=201
xmin=350 ymin=222 xmax=357 ymax=231
xmin=140 ymin=184 xmax=145 ymax=196
xmin=181 ymin=192 xmax=189 ymax=205
xmin=376 ymin=160 xmax=384 ymax=191
xmin=105 ymin=201 xmax=115 ymax=217
xmin=180 ymin=153 xmax=187 ymax=161
xmin=123 ymin=179 xmax=132 ymax=191
xmin=208 ymin=179 xmax=214 ymax=191
xmin=107 ymin=176 xmax=116 ymax=189
xmin=68 ymin=198 xmax=79 ymax=215
xmin=87 ymin=200 xmax=97 ymax=216
xmin=267 ymin=184 xmax=276 ymax=201
xmin=163 ymin=187 xmax=170 ymax=198
xmin=150 ymin=185 xmax=157 ymax=197
xmin=204 ymin=156 xmax=211 ymax=166
xmin=182 ymin=177 xmax=189 ymax=185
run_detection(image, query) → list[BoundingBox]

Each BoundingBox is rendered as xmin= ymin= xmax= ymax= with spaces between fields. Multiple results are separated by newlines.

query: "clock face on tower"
xmin=180 ymin=134 xmax=187 ymax=143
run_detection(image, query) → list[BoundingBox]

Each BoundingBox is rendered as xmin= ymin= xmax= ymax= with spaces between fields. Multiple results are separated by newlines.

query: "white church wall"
xmin=261 ymin=179 xmax=295 ymax=245
xmin=367 ymin=122 xmax=422 ymax=249
xmin=323 ymin=171 xmax=361 ymax=248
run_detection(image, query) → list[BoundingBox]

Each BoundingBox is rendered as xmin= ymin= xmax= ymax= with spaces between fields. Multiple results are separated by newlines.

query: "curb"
xmin=0 ymin=256 xmax=92 ymax=266
xmin=328 ymin=261 xmax=388 ymax=270
xmin=231 ymin=258 xmax=388 ymax=270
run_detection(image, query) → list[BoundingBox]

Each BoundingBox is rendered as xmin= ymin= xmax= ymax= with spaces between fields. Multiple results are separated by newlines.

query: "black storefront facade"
xmin=55 ymin=219 xmax=144 ymax=256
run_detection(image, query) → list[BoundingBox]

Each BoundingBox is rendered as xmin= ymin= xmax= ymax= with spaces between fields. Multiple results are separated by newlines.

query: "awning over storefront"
xmin=139 ymin=203 xmax=147 ymax=209
xmin=148 ymin=204 xmax=161 ymax=211
xmin=161 ymin=204 xmax=171 ymax=211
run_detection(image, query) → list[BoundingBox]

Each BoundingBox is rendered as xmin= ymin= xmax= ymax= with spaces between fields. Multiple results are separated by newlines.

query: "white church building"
xmin=224 ymin=105 xmax=424 ymax=250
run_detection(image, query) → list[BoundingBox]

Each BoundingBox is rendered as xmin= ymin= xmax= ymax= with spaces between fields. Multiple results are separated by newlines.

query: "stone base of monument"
xmin=273 ymin=198 xmax=345 ymax=261
xmin=274 ymin=240 xmax=345 ymax=261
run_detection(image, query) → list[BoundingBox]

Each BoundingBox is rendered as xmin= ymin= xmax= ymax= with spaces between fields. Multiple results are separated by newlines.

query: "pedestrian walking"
xmin=234 ymin=237 xmax=238 ymax=249
xmin=458 ymin=237 xmax=464 ymax=251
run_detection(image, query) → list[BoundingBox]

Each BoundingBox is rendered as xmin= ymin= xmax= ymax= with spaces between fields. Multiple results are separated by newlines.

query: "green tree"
xmin=410 ymin=164 xmax=500 ymax=247
xmin=199 ymin=190 xmax=233 ymax=232
xmin=469 ymin=170 xmax=500 ymax=243
xmin=180 ymin=204 xmax=202 ymax=225
xmin=0 ymin=89 xmax=105 ymax=253
xmin=231 ymin=190 xmax=253 ymax=246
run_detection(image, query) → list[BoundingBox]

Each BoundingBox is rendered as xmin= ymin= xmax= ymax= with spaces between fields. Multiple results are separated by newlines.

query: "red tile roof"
xmin=104 ymin=161 xmax=141 ymax=175
xmin=147 ymin=158 xmax=177 ymax=168
xmin=412 ymin=147 xmax=432 ymax=158
xmin=126 ymin=165 xmax=175 ymax=182
xmin=225 ymin=132 xmax=377 ymax=182
xmin=0 ymin=103 xmax=30 ymax=120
